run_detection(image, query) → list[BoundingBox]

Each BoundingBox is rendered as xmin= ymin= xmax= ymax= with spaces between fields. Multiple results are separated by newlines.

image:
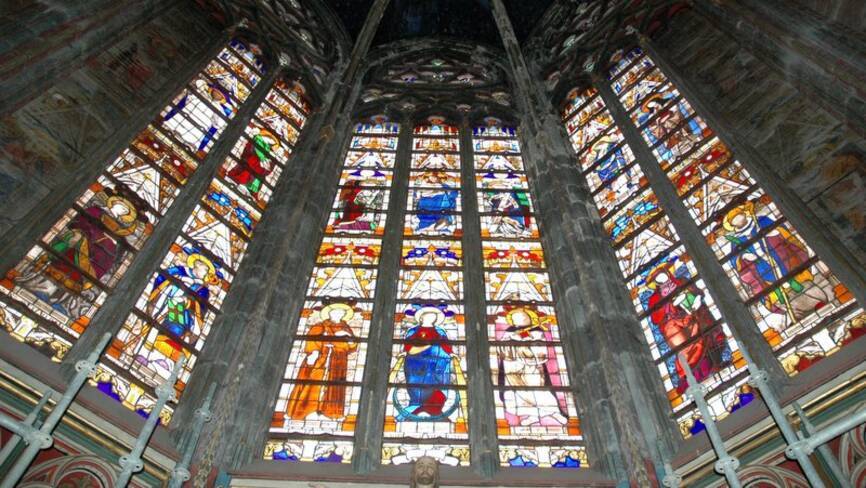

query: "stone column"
xmin=488 ymin=0 xmax=680 ymax=483
xmin=352 ymin=113 xmax=413 ymax=473
xmin=0 ymin=25 xmax=231 ymax=278
xmin=0 ymin=0 xmax=175 ymax=116
xmin=183 ymin=1 xmax=392 ymax=479
xmin=636 ymin=33 xmax=866 ymax=314
xmin=457 ymin=117 xmax=499 ymax=476
xmin=692 ymin=0 xmax=866 ymax=138
xmin=61 ymin=54 xmax=281 ymax=367
xmin=593 ymin=76 xmax=787 ymax=383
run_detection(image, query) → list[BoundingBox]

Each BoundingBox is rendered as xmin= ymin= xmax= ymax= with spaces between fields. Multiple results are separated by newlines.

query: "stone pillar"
xmin=488 ymin=0 xmax=680 ymax=483
xmin=61 ymin=54 xmax=281 ymax=367
xmin=0 ymin=0 xmax=175 ymax=116
xmin=636 ymin=33 xmax=866 ymax=314
xmin=457 ymin=117 xmax=499 ymax=477
xmin=0 ymin=25 xmax=231 ymax=278
xmin=692 ymin=0 xmax=866 ymax=138
xmin=183 ymin=1 xmax=392 ymax=479
xmin=593 ymin=76 xmax=787 ymax=383
xmin=352 ymin=113 xmax=413 ymax=473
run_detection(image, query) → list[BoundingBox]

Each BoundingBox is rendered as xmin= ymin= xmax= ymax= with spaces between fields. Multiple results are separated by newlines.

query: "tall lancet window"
xmin=265 ymin=120 xmax=400 ymax=463
xmin=0 ymin=38 xmax=266 ymax=362
xmin=381 ymin=118 xmax=469 ymax=467
xmin=607 ymin=47 xmax=863 ymax=373
xmin=562 ymin=87 xmax=747 ymax=437
xmin=94 ymin=57 xmax=312 ymax=421
xmin=562 ymin=46 xmax=866 ymax=437
xmin=473 ymin=120 xmax=585 ymax=468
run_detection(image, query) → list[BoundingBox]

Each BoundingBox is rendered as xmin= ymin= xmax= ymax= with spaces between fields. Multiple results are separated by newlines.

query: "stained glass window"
xmin=561 ymin=86 xmax=749 ymax=438
xmin=382 ymin=117 xmax=470 ymax=468
xmin=606 ymin=47 xmax=865 ymax=377
xmin=93 ymin=63 xmax=312 ymax=423
xmin=0 ymin=38 xmax=266 ymax=363
xmin=264 ymin=120 xmax=399 ymax=464
xmin=473 ymin=121 xmax=586 ymax=468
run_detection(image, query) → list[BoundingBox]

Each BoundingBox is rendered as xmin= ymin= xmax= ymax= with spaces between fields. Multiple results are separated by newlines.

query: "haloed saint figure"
xmin=286 ymin=303 xmax=358 ymax=421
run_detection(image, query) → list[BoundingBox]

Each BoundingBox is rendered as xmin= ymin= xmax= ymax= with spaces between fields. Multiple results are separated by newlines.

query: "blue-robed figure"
xmin=412 ymin=173 xmax=458 ymax=232
xmin=396 ymin=307 xmax=455 ymax=420
xmin=146 ymin=250 xmax=220 ymax=339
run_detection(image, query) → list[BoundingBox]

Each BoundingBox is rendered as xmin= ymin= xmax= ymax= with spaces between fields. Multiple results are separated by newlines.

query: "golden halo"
xmin=257 ymin=128 xmax=280 ymax=148
xmin=415 ymin=306 xmax=445 ymax=325
xmin=320 ymin=302 xmax=355 ymax=322
xmin=640 ymin=93 xmax=665 ymax=114
xmin=506 ymin=307 xmax=541 ymax=329
xmin=722 ymin=202 xmax=755 ymax=232
xmin=186 ymin=253 xmax=216 ymax=278
xmin=106 ymin=196 xmax=137 ymax=224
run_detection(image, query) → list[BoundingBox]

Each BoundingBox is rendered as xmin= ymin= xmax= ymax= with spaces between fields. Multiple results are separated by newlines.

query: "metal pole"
xmin=0 ymin=332 xmax=112 ymax=488
xmin=790 ymin=404 xmax=866 ymax=455
xmin=677 ymin=352 xmax=742 ymax=488
xmin=168 ymin=382 xmax=215 ymax=488
xmin=744 ymin=364 xmax=825 ymax=486
xmin=0 ymin=391 xmax=52 ymax=466
xmin=662 ymin=461 xmax=682 ymax=488
xmin=792 ymin=402 xmax=853 ymax=488
xmin=117 ymin=356 xmax=187 ymax=487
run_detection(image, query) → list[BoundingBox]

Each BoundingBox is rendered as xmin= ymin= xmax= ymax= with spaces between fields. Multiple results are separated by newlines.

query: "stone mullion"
xmin=594 ymin=75 xmax=788 ymax=385
xmin=352 ymin=116 xmax=413 ymax=474
xmin=458 ymin=119 xmax=499 ymax=477
xmin=490 ymin=0 xmax=679 ymax=482
xmin=60 ymin=58 xmax=280 ymax=367
xmin=0 ymin=26 xmax=231 ymax=276
xmin=0 ymin=0 xmax=177 ymax=116
xmin=637 ymin=34 xmax=866 ymax=310
xmin=691 ymin=0 xmax=866 ymax=138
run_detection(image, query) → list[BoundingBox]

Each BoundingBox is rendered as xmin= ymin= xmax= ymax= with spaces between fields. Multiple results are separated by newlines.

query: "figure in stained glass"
xmin=642 ymin=261 xmax=727 ymax=391
xmin=13 ymin=189 xmax=149 ymax=315
xmin=286 ymin=303 xmax=359 ymax=420
xmin=722 ymin=202 xmax=833 ymax=321
xmin=228 ymin=130 xmax=279 ymax=201
xmin=412 ymin=173 xmax=458 ymax=232
xmin=638 ymin=94 xmax=704 ymax=163
xmin=494 ymin=307 xmax=568 ymax=427
xmin=484 ymin=190 xmax=531 ymax=226
xmin=333 ymin=181 xmax=382 ymax=231
xmin=146 ymin=248 xmax=222 ymax=340
xmin=392 ymin=306 xmax=463 ymax=421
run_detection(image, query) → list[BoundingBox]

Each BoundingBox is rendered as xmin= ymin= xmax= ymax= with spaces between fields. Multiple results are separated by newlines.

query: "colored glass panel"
xmin=269 ymin=122 xmax=399 ymax=461
xmin=563 ymin=84 xmax=748 ymax=437
xmin=474 ymin=124 xmax=584 ymax=467
xmin=0 ymin=38 xmax=263 ymax=360
xmin=609 ymin=47 xmax=865 ymax=378
xmin=96 ymin=73 xmax=310 ymax=421
xmin=383 ymin=122 xmax=469 ymax=465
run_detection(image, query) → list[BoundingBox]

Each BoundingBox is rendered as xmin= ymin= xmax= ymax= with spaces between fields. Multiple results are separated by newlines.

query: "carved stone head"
xmin=410 ymin=455 xmax=439 ymax=488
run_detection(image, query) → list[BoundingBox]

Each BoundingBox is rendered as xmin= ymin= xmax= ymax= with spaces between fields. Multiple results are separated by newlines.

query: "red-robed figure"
xmin=646 ymin=264 xmax=727 ymax=392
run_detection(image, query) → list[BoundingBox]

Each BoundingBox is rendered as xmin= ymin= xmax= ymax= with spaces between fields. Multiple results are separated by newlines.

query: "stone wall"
xmin=654 ymin=8 xmax=866 ymax=267
xmin=794 ymin=0 xmax=866 ymax=30
xmin=0 ymin=1 xmax=221 ymax=236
